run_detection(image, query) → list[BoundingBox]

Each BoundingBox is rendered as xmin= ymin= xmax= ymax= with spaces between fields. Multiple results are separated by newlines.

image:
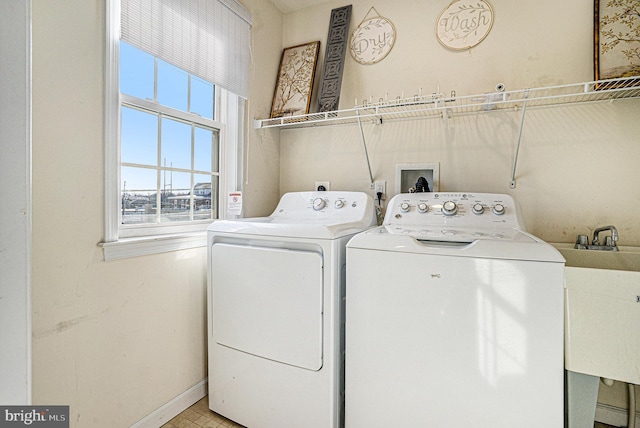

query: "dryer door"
xmin=211 ymin=243 xmax=323 ymax=371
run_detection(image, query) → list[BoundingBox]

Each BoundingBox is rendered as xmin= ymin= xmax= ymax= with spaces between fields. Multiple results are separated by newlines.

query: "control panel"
xmin=271 ymin=191 xmax=375 ymax=222
xmin=307 ymin=194 xmax=362 ymax=212
xmin=383 ymin=192 xmax=524 ymax=230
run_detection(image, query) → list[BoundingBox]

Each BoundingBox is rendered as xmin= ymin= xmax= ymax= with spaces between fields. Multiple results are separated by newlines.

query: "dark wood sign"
xmin=318 ymin=5 xmax=352 ymax=112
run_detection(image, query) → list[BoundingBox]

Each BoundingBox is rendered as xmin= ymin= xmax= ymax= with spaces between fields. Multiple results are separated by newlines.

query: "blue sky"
xmin=119 ymin=41 xmax=215 ymax=195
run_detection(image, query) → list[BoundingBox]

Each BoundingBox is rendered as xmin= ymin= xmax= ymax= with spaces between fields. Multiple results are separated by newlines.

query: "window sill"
xmin=100 ymin=232 xmax=207 ymax=261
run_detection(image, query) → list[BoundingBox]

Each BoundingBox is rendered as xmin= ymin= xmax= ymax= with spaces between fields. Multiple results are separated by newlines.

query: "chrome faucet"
xmin=574 ymin=225 xmax=619 ymax=251
xmin=592 ymin=225 xmax=618 ymax=247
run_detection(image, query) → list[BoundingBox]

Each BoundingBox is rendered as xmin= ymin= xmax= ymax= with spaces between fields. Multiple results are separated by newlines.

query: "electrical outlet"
xmin=374 ymin=180 xmax=386 ymax=200
xmin=315 ymin=181 xmax=330 ymax=191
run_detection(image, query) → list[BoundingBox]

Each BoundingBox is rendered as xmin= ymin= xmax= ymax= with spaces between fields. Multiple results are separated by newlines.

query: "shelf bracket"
xmin=356 ymin=110 xmax=375 ymax=185
xmin=509 ymin=90 xmax=529 ymax=189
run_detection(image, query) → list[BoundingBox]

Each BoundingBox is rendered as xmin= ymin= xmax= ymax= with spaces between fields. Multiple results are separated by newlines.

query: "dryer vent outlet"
xmin=315 ymin=181 xmax=330 ymax=191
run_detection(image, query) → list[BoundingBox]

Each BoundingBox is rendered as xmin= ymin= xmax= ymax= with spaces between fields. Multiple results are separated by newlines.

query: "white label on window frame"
xmin=227 ymin=191 xmax=243 ymax=216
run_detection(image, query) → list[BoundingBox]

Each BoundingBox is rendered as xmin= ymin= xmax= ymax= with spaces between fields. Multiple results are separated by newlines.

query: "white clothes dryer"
xmin=345 ymin=192 xmax=565 ymax=428
xmin=207 ymin=191 xmax=376 ymax=428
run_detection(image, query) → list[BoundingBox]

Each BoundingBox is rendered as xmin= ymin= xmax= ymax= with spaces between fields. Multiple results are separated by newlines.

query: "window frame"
xmin=102 ymin=0 xmax=244 ymax=261
xmin=118 ymin=93 xmax=221 ymax=238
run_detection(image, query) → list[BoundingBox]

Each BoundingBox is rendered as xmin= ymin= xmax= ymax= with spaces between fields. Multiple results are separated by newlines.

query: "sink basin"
xmin=551 ymin=243 xmax=640 ymax=384
xmin=552 ymin=243 xmax=640 ymax=272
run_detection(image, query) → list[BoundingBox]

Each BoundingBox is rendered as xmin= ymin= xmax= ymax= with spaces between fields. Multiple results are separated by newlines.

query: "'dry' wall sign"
xmin=350 ymin=7 xmax=396 ymax=65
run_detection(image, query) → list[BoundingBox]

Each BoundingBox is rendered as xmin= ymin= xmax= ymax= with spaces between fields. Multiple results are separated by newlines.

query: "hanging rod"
xmin=510 ymin=90 xmax=529 ymax=189
xmin=356 ymin=110 xmax=375 ymax=185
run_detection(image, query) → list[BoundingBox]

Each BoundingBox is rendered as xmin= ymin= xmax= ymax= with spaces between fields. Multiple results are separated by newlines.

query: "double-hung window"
xmin=120 ymin=42 xmax=220 ymax=230
xmin=103 ymin=0 xmax=251 ymax=261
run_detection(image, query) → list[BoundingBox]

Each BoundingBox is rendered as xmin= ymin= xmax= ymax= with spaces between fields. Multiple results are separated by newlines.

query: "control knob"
xmin=492 ymin=204 xmax=506 ymax=215
xmin=441 ymin=201 xmax=458 ymax=216
xmin=399 ymin=202 xmax=411 ymax=213
xmin=313 ymin=198 xmax=326 ymax=211
xmin=335 ymin=200 xmax=344 ymax=209
xmin=417 ymin=203 xmax=429 ymax=213
xmin=472 ymin=203 xmax=485 ymax=215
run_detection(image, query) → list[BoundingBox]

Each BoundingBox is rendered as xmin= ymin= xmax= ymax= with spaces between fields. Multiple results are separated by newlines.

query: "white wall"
xmin=0 ymin=0 xmax=32 ymax=405
xmin=275 ymin=0 xmax=640 ymax=247
xmin=242 ymin=0 xmax=284 ymax=217
xmin=30 ymin=0 xmax=282 ymax=425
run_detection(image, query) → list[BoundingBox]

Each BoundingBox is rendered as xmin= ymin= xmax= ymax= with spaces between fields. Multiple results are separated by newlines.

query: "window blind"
xmin=121 ymin=0 xmax=252 ymax=99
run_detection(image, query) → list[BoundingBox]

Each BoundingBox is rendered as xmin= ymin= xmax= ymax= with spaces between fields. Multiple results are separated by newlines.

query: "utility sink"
xmin=552 ymin=243 xmax=640 ymax=384
xmin=554 ymin=243 xmax=640 ymax=272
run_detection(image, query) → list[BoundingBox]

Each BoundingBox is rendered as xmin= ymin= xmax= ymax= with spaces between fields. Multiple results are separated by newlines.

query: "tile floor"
xmin=161 ymin=396 xmax=244 ymax=428
xmin=164 ymin=396 xmax=620 ymax=428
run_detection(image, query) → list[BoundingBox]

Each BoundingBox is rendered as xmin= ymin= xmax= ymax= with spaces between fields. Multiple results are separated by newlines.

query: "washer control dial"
xmin=334 ymin=199 xmax=344 ymax=209
xmin=472 ymin=203 xmax=485 ymax=215
xmin=492 ymin=204 xmax=506 ymax=216
xmin=417 ymin=203 xmax=429 ymax=213
xmin=400 ymin=202 xmax=411 ymax=213
xmin=441 ymin=201 xmax=458 ymax=216
xmin=313 ymin=198 xmax=326 ymax=211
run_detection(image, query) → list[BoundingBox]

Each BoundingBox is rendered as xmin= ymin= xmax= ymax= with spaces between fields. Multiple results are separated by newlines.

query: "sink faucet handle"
xmin=575 ymin=235 xmax=589 ymax=248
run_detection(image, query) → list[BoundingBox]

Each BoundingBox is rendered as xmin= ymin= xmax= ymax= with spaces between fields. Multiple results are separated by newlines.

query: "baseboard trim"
xmin=134 ymin=380 xmax=639 ymax=428
xmin=595 ymin=402 xmax=639 ymax=427
xmin=129 ymin=379 xmax=208 ymax=428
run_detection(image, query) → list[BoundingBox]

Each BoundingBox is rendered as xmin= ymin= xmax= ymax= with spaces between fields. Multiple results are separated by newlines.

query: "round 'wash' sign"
xmin=436 ymin=0 xmax=494 ymax=50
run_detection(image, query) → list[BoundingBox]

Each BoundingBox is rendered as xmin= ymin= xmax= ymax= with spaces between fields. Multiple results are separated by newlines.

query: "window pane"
xmin=121 ymin=166 xmax=158 ymax=225
xmin=194 ymin=126 xmax=215 ymax=172
xmin=191 ymin=76 xmax=214 ymax=119
xmin=157 ymin=60 xmax=188 ymax=111
xmin=161 ymin=118 xmax=191 ymax=170
xmin=121 ymin=107 xmax=158 ymax=166
xmin=120 ymin=41 xmax=154 ymax=100
xmin=161 ymin=171 xmax=191 ymax=223
xmin=194 ymin=174 xmax=214 ymax=220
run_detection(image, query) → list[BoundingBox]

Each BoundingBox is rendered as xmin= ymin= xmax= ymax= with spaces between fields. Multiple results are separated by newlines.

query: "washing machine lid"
xmin=208 ymin=191 xmax=376 ymax=239
xmin=348 ymin=225 xmax=565 ymax=263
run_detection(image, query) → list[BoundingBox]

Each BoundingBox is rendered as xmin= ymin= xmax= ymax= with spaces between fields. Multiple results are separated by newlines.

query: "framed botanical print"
xmin=594 ymin=0 xmax=640 ymax=81
xmin=270 ymin=41 xmax=321 ymax=119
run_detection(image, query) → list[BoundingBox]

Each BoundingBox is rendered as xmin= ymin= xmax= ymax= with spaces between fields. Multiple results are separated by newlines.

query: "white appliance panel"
xmin=345 ymin=192 xmax=565 ymax=428
xmin=346 ymin=248 xmax=565 ymax=427
xmin=212 ymin=243 xmax=323 ymax=371
xmin=207 ymin=191 xmax=375 ymax=428
xmin=208 ymin=191 xmax=377 ymax=239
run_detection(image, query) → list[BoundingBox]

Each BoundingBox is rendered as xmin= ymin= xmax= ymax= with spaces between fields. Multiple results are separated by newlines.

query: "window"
xmin=120 ymin=41 xmax=219 ymax=230
xmin=102 ymin=0 xmax=251 ymax=261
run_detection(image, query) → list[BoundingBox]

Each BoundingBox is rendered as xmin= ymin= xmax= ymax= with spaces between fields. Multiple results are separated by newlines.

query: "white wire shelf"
xmin=254 ymin=76 xmax=640 ymax=129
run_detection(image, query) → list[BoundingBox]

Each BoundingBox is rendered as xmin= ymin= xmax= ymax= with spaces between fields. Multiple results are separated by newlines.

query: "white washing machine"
xmin=345 ymin=192 xmax=565 ymax=428
xmin=207 ymin=191 xmax=376 ymax=428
